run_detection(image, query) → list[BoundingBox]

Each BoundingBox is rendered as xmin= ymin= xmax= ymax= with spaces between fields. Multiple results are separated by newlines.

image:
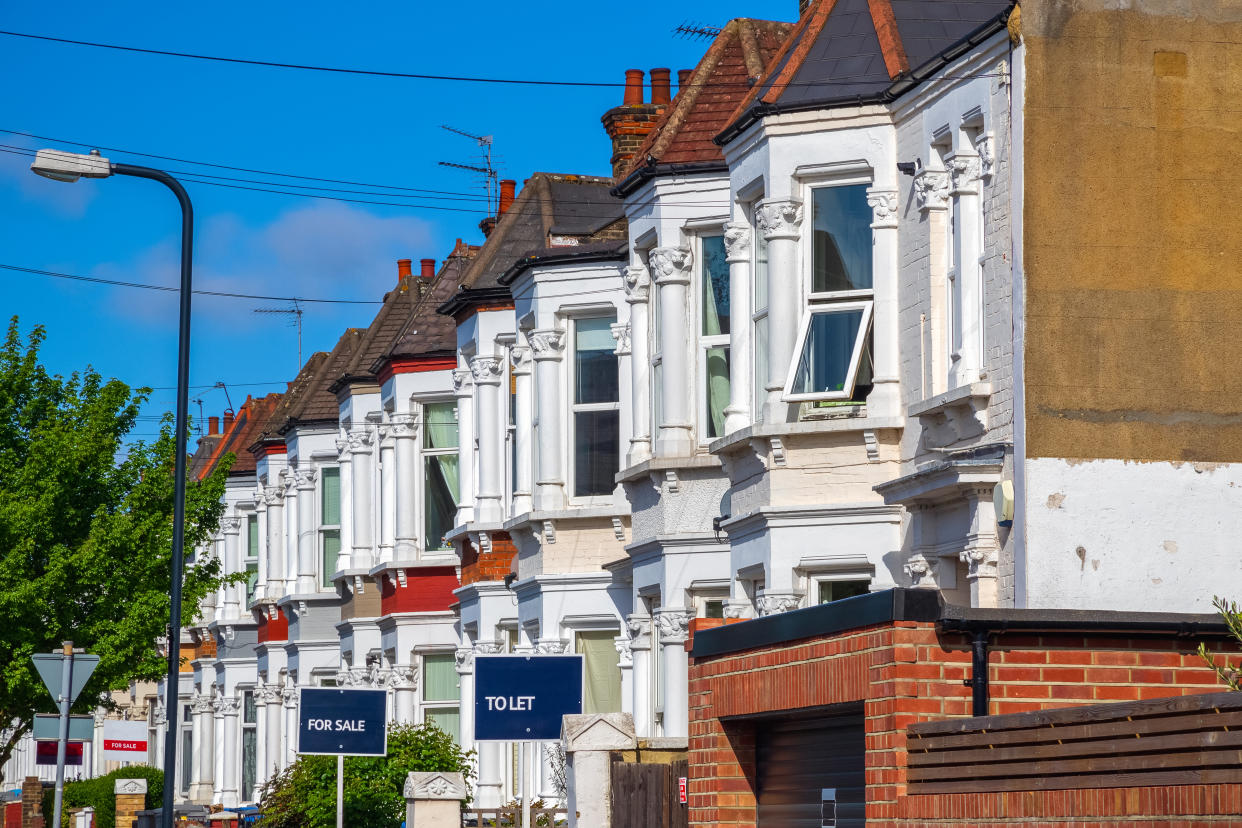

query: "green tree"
xmin=0 ymin=317 xmax=233 ymax=768
xmin=1199 ymin=595 xmax=1242 ymax=690
xmin=260 ymin=723 xmax=475 ymax=828
xmin=43 ymin=765 xmax=164 ymax=828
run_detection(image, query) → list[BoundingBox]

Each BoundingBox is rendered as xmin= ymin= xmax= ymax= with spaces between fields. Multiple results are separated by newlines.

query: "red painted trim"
xmin=377 ymin=355 xmax=458 ymax=385
xmin=262 ymin=444 xmax=287 ymax=456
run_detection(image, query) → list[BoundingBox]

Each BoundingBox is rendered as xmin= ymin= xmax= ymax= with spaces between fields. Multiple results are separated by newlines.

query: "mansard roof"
xmin=716 ymin=0 xmax=1015 ymax=144
xmin=437 ymin=172 xmax=625 ymax=317
xmin=613 ymin=17 xmax=792 ymax=196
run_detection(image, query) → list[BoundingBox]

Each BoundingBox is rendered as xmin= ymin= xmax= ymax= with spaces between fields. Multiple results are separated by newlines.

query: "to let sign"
xmin=474 ymin=654 xmax=582 ymax=741
xmin=298 ymin=688 xmax=387 ymax=756
xmin=101 ymin=720 xmax=148 ymax=762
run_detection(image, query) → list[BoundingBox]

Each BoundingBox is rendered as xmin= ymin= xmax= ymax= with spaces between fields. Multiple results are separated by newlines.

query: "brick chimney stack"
xmin=223 ymin=410 xmax=234 ymax=431
xmin=397 ymin=258 xmax=412 ymax=287
xmin=601 ymin=68 xmax=669 ymax=178
xmin=420 ymin=258 xmax=436 ymax=279
xmin=208 ymin=416 xmax=219 ymax=436
xmin=498 ymin=180 xmax=516 ymax=216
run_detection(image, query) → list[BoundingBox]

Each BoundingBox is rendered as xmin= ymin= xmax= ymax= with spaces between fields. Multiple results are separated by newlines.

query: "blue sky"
xmin=1 ymin=0 xmax=788 ymax=440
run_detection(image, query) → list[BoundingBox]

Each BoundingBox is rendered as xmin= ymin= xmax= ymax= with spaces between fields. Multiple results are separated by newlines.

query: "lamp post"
xmin=32 ymin=148 xmax=194 ymax=828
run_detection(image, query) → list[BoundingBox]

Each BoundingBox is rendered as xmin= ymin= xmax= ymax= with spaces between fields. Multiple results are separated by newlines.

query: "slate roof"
xmin=498 ymin=239 xmax=629 ymax=286
xmin=615 ymin=18 xmax=792 ymax=192
xmin=717 ymin=0 xmax=1014 ymax=143
xmin=331 ymin=271 xmax=423 ymax=392
xmin=439 ymin=173 xmax=625 ymax=316
xmin=283 ymin=328 xmax=363 ymax=429
xmin=191 ymin=393 xmax=282 ymax=481
xmin=249 ymin=351 xmax=330 ymax=451
xmin=381 ymin=240 xmax=479 ymax=366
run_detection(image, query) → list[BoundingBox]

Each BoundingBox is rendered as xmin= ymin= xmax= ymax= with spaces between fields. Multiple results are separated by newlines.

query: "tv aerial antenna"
xmin=254 ymin=300 xmax=305 ymax=368
xmin=438 ymin=124 xmax=498 ymax=214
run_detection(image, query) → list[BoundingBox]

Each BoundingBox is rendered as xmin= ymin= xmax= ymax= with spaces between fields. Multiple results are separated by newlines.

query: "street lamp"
xmin=32 ymin=148 xmax=194 ymax=828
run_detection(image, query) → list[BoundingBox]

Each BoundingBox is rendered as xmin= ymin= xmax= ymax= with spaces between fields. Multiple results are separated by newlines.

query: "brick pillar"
xmin=20 ymin=777 xmax=42 ymax=828
xmin=113 ymin=778 xmax=148 ymax=828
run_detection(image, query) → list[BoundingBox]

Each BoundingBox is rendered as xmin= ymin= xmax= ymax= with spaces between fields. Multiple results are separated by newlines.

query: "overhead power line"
xmin=0 ymin=263 xmax=384 ymax=304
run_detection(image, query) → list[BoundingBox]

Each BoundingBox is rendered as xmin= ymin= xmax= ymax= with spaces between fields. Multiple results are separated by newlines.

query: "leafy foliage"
xmin=259 ymin=722 xmax=475 ymax=828
xmin=1198 ymin=595 xmax=1242 ymax=690
xmin=43 ymin=765 xmax=164 ymax=828
xmin=0 ymin=317 xmax=232 ymax=767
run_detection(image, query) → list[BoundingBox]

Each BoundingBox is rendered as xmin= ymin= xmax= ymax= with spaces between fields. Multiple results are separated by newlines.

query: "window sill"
xmin=616 ymin=453 xmax=723 ymax=485
xmin=907 ymin=382 xmax=992 ymax=447
xmin=708 ymin=414 xmax=905 ymax=457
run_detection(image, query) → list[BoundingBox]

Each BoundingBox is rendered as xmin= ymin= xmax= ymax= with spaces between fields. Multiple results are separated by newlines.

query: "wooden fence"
xmin=906 ymin=690 xmax=1242 ymax=795
xmin=610 ymin=758 xmax=689 ymax=828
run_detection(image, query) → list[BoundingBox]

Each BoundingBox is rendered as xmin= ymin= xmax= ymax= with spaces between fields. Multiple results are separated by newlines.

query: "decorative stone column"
xmin=756 ymin=200 xmax=803 ymax=425
xmin=452 ymin=369 xmax=476 ymax=526
xmin=948 ymin=150 xmax=984 ymax=389
xmin=378 ymin=423 xmax=397 ymax=560
xmin=529 ymin=330 xmax=566 ymax=510
xmin=654 ymin=608 xmax=692 ymax=737
xmin=961 ymin=486 xmax=1000 ymax=607
xmin=211 ymin=694 xmax=225 ymax=802
xmin=562 ymin=713 xmax=637 ymax=828
xmin=723 ymin=221 xmax=752 ymax=435
xmin=264 ymin=484 xmax=286 ymax=597
xmin=253 ymin=496 xmax=268 ymax=601
xmin=335 ymin=438 xmax=353 ymax=570
xmin=867 ymin=186 xmax=902 ymax=418
xmin=471 ymin=355 xmax=505 ymax=524
xmin=348 ymin=428 xmax=374 ymax=571
xmin=510 ymin=346 xmax=534 ymax=515
xmin=219 ymin=695 xmax=240 ymax=807
xmin=189 ymin=693 xmax=215 ymax=802
xmin=625 ymin=616 xmax=652 ymax=738
xmin=113 ymin=778 xmax=147 ymax=828
xmin=387 ymin=665 xmax=418 ymax=723
xmin=282 ymin=470 xmax=299 ymax=596
xmin=404 ymin=771 xmax=467 ymax=828
xmin=391 ymin=413 xmax=420 ymax=557
xmin=623 ymin=263 xmax=652 ymax=465
xmin=649 ymin=246 xmax=694 ymax=456
xmin=455 ymin=647 xmax=498 ymax=807
xmin=615 ymin=634 xmax=633 ymax=726
xmin=916 ymin=167 xmax=951 ymax=396
xmin=221 ymin=518 xmax=242 ymax=620
xmin=611 ymin=321 xmax=633 ymax=473
xmin=294 ymin=468 xmax=318 ymax=593
xmin=282 ymin=680 xmax=299 ymax=769
xmin=257 ymin=682 xmax=283 ymax=781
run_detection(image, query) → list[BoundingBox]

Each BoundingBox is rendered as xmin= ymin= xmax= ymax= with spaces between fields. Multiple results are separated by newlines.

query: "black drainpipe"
xmin=965 ymin=630 xmax=990 ymax=716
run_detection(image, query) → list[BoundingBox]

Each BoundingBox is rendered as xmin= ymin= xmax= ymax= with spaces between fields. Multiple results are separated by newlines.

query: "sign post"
xmin=297 ymin=687 xmax=387 ymax=828
xmin=31 ymin=643 xmax=99 ymax=828
xmin=474 ymin=655 xmax=583 ymax=828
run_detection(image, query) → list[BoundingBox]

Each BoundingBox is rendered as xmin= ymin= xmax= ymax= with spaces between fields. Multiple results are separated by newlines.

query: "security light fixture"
xmin=30 ymin=148 xmax=112 ymax=182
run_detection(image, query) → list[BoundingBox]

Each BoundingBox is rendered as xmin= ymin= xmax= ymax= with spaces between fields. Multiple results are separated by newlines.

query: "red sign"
xmin=103 ymin=739 xmax=147 ymax=752
xmin=36 ymin=741 xmax=83 ymax=766
xmin=678 ymin=776 xmax=687 ymax=805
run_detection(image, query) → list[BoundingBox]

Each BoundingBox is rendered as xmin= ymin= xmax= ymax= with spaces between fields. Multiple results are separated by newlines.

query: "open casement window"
xmin=423 ymin=401 xmax=459 ymax=552
xmin=786 ymin=183 xmax=876 ymax=404
xmin=245 ymin=514 xmax=259 ymax=602
xmin=697 ymin=234 xmax=731 ymax=440
xmin=784 ymin=302 xmax=874 ymax=402
xmin=422 ymin=652 xmax=460 ymax=743
xmin=319 ymin=467 xmax=341 ymax=588
xmin=570 ymin=316 xmax=620 ymax=499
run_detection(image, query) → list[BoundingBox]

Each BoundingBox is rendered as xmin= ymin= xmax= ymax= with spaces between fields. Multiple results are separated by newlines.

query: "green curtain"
xmin=423 ymin=403 xmax=460 ymax=498
xmin=424 ymin=708 xmax=460 ymax=744
xmin=321 ymin=530 xmax=339 ymax=588
xmin=701 ymin=235 xmax=731 ymax=437
xmin=577 ymin=630 xmax=622 ymax=714
xmin=320 ymin=466 xmax=341 ymax=525
xmin=423 ymin=653 xmax=458 ymax=701
xmin=247 ymin=515 xmax=260 ymax=558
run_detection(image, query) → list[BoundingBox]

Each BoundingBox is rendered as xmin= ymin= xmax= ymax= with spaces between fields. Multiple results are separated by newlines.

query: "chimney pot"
xmin=623 ymin=69 xmax=644 ymax=105
xmin=420 ymin=258 xmax=436 ymax=279
xmin=678 ymin=68 xmax=693 ymax=88
xmin=222 ymin=410 xmax=234 ymax=431
xmin=650 ymin=68 xmax=672 ymax=105
xmin=498 ymin=180 xmax=516 ymax=216
xmin=397 ymin=258 xmax=412 ymax=283
xmin=208 ymin=416 xmax=219 ymax=436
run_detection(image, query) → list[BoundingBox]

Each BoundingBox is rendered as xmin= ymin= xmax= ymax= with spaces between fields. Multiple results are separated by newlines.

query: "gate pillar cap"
xmin=562 ymin=713 xmax=636 ymax=752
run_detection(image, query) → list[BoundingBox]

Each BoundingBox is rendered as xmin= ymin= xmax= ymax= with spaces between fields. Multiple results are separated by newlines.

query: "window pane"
xmin=424 ymin=707 xmax=460 ymax=744
xmin=577 ymin=630 xmax=622 ymax=714
xmin=241 ymin=728 xmax=257 ymax=801
xmin=818 ymin=580 xmax=871 ymax=604
xmin=423 ymin=653 xmax=458 ymax=701
xmin=424 ymin=454 xmax=458 ymax=552
xmin=243 ymin=690 xmax=257 ymax=724
xmin=575 ymin=317 xmax=619 ymax=404
xmin=574 ymin=410 xmax=619 ymax=497
xmin=247 ymin=515 xmax=259 ymax=558
xmin=321 ymin=530 xmax=340 ymax=587
xmin=753 ymin=226 xmax=769 ymax=311
xmin=320 ymin=467 xmax=341 ymax=525
xmin=246 ymin=562 xmax=259 ymax=604
xmin=812 ymin=185 xmax=873 ymax=293
xmin=753 ymin=316 xmax=768 ymax=418
xmin=705 ymin=346 xmax=730 ymax=439
xmin=701 ymin=235 xmax=730 ymax=336
xmin=790 ymin=309 xmax=866 ymax=396
xmin=705 ymin=599 xmax=725 ymax=619
xmin=424 ymin=402 xmax=459 ymax=449
xmin=180 ymin=729 xmax=193 ymax=795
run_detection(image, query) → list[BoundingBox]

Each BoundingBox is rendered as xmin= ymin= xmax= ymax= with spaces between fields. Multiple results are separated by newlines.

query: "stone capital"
xmin=454 ymin=646 xmax=475 ymax=673
xmin=723 ymin=221 xmax=751 ymax=263
xmin=451 ymin=368 xmax=473 ymax=394
xmin=914 ymin=169 xmax=950 ymax=212
xmin=388 ymin=412 xmax=418 ymax=439
xmin=947 ymin=150 xmax=982 ymax=194
xmin=469 ymin=355 xmax=504 ymax=385
xmin=610 ymin=322 xmax=631 ymax=356
xmin=509 ymin=345 xmax=532 ymax=373
xmin=293 ymin=468 xmax=317 ymax=490
xmin=866 ymin=187 xmax=900 ymax=229
xmin=614 ymin=637 xmax=633 ymax=667
xmin=755 ymin=199 xmax=804 ymax=240
xmin=623 ymin=263 xmax=651 ymax=302
xmin=262 ymin=485 xmax=284 ymax=506
xmin=756 ymin=592 xmax=803 ymax=617
xmin=347 ymin=428 xmax=374 ymax=453
xmin=220 ymin=517 xmax=241 ymax=535
xmin=528 ymin=329 xmax=566 ymax=361
xmin=649 ymin=246 xmax=693 ymax=285
xmin=534 ymin=638 xmax=569 ymax=655
xmin=654 ymin=609 xmax=693 ymax=644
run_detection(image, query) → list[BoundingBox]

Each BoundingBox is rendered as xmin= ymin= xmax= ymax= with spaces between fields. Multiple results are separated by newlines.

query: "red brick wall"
xmin=687 ymin=620 xmax=1238 ymax=828
xmin=379 ymin=566 xmax=459 ymax=614
xmin=459 ymin=534 xmax=515 ymax=586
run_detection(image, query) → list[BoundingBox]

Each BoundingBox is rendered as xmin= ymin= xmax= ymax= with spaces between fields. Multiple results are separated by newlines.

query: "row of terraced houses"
xmin=11 ymin=0 xmax=1242 ymax=825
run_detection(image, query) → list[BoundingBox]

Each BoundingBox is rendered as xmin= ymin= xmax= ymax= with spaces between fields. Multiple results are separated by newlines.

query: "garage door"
xmin=757 ymin=712 xmax=866 ymax=828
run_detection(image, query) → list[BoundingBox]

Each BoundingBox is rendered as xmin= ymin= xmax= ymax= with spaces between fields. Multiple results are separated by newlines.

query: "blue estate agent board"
xmin=474 ymin=654 xmax=583 ymax=741
xmin=298 ymin=687 xmax=388 ymax=756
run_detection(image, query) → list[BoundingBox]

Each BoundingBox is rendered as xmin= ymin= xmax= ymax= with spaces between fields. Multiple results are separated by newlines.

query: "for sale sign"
xmin=101 ymin=720 xmax=149 ymax=762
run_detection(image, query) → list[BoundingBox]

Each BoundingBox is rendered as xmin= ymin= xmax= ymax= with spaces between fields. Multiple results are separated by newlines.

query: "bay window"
xmin=245 ymin=514 xmax=259 ymax=603
xmin=698 ymin=234 xmax=730 ymax=440
xmin=319 ymin=467 xmax=340 ymax=587
xmin=422 ymin=652 xmax=460 ymax=742
xmin=571 ymin=316 xmax=620 ymax=498
xmin=785 ymin=183 xmax=875 ymax=403
xmin=423 ymin=402 xmax=459 ymax=553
